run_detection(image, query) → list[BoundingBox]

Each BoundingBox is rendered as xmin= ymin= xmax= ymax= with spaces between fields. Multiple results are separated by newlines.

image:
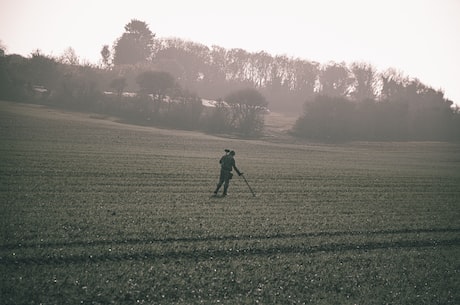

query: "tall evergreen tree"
xmin=113 ymin=19 xmax=155 ymax=65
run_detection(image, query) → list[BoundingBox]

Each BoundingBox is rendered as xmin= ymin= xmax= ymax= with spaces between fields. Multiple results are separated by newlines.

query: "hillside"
xmin=1 ymin=99 xmax=460 ymax=304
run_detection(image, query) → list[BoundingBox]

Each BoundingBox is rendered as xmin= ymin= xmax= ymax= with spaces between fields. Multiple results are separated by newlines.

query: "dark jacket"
xmin=219 ymin=155 xmax=241 ymax=175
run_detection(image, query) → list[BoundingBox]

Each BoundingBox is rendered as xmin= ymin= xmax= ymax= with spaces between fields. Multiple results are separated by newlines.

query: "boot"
xmin=214 ymin=183 xmax=222 ymax=195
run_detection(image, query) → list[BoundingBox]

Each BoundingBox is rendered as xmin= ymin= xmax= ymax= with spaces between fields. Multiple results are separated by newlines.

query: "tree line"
xmin=0 ymin=20 xmax=268 ymax=137
xmin=1 ymin=19 xmax=459 ymax=141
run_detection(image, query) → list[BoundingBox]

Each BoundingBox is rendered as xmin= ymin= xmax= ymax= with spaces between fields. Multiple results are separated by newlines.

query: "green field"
xmin=1 ymin=101 xmax=459 ymax=304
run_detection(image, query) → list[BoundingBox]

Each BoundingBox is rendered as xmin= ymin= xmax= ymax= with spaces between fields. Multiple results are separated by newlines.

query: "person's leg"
xmin=214 ymin=170 xmax=225 ymax=194
xmin=223 ymin=176 xmax=230 ymax=196
xmin=214 ymin=180 xmax=222 ymax=194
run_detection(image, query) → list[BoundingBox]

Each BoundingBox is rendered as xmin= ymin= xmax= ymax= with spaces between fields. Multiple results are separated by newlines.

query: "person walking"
xmin=214 ymin=150 xmax=242 ymax=196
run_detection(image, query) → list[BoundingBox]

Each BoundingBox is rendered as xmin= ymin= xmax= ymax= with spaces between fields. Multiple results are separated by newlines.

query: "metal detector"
xmin=241 ymin=174 xmax=256 ymax=197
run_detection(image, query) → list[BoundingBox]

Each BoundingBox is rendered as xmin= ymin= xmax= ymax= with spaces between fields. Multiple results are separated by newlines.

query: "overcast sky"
xmin=1 ymin=0 xmax=459 ymax=105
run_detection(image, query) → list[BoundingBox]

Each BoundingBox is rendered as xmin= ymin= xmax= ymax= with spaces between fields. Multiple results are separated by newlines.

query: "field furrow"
xmin=1 ymin=101 xmax=459 ymax=304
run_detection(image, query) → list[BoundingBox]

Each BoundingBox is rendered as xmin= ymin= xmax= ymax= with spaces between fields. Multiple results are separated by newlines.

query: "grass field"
xmin=1 ymin=101 xmax=459 ymax=304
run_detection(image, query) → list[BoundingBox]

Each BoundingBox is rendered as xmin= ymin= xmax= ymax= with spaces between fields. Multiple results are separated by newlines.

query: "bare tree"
xmin=0 ymin=40 xmax=6 ymax=56
xmin=109 ymin=77 xmax=126 ymax=98
xmin=225 ymin=88 xmax=268 ymax=136
xmin=318 ymin=62 xmax=352 ymax=97
xmin=100 ymin=45 xmax=112 ymax=69
xmin=136 ymin=70 xmax=176 ymax=115
xmin=59 ymin=47 xmax=79 ymax=65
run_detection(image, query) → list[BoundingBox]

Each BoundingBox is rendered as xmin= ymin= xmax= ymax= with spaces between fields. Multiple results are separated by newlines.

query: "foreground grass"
xmin=1 ymin=101 xmax=459 ymax=304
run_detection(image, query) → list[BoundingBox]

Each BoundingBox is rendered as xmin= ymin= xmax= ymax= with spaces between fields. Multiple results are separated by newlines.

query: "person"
xmin=213 ymin=150 xmax=242 ymax=196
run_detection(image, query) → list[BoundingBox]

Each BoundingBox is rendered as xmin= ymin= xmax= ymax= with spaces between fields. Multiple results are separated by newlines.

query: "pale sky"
xmin=1 ymin=0 xmax=459 ymax=105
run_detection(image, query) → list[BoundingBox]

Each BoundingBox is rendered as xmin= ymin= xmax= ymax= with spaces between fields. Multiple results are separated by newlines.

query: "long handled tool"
xmin=241 ymin=174 xmax=256 ymax=197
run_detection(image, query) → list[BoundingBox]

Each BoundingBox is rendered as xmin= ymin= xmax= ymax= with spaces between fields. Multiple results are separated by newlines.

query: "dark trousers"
xmin=214 ymin=169 xmax=232 ymax=194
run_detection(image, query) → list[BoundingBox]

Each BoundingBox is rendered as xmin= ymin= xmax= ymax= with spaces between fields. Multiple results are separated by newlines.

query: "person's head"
xmin=229 ymin=150 xmax=235 ymax=156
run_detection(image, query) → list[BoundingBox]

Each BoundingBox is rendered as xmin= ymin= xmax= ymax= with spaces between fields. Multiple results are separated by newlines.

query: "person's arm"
xmin=232 ymin=160 xmax=242 ymax=176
